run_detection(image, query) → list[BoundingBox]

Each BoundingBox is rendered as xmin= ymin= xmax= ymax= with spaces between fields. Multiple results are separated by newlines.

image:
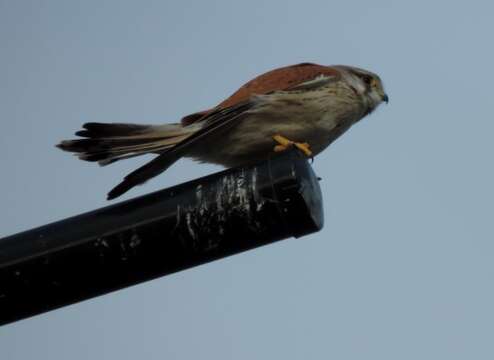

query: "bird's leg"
xmin=272 ymin=134 xmax=313 ymax=157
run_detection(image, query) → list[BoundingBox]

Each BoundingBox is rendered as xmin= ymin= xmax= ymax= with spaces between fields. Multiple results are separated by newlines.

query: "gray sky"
xmin=1 ymin=1 xmax=493 ymax=359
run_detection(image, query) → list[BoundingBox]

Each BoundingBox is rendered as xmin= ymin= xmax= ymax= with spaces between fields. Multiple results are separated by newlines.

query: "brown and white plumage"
xmin=57 ymin=62 xmax=388 ymax=199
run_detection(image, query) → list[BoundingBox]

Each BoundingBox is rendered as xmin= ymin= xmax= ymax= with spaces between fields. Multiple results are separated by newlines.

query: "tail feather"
xmin=106 ymin=101 xmax=253 ymax=200
xmin=57 ymin=122 xmax=195 ymax=166
xmin=75 ymin=122 xmax=155 ymax=138
xmin=106 ymin=151 xmax=180 ymax=200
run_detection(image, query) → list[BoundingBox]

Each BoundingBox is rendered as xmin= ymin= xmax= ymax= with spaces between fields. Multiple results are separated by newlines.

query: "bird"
xmin=57 ymin=62 xmax=388 ymax=200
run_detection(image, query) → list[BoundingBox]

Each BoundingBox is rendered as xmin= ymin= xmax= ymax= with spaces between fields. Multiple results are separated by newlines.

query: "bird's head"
xmin=335 ymin=65 xmax=388 ymax=114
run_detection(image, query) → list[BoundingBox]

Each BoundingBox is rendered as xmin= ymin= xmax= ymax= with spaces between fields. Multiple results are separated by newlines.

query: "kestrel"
xmin=58 ymin=62 xmax=388 ymax=199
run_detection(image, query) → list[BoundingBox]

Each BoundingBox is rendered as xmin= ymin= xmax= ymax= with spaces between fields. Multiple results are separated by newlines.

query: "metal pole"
xmin=0 ymin=149 xmax=323 ymax=326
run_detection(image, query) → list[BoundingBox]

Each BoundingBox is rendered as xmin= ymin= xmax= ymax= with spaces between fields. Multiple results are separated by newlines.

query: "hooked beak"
xmin=382 ymin=93 xmax=389 ymax=104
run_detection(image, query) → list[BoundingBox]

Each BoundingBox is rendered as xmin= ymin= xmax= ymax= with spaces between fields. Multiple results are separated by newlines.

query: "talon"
xmin=272 ymin=134 xmax=313 ymax=157
xmin=272 ymin=134 xmax=292 ymax=147
xmin=294 ymin=142 xmax=313 ymax=157
xmin=274 ymin=144 xmax=290 ymax=152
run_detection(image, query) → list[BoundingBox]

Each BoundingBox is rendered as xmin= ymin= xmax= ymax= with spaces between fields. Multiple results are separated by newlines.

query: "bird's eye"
xmin=361 ymin=75 xmax=373 ymax=86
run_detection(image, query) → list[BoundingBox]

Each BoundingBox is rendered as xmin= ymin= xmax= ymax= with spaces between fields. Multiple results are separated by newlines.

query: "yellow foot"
xmin=272 ymin=134 xmax=313 ymax=157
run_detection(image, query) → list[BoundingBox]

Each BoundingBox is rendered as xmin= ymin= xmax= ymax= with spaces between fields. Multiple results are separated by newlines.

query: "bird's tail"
xmin=57 ymin=122 xmax=195 ymax=166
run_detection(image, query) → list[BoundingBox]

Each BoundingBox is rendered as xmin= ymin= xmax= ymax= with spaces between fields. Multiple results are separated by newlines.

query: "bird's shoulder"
xmin=219 ymin=63 xmax=341 ymax=108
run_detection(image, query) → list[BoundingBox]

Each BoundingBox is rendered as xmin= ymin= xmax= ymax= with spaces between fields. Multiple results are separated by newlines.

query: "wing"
xmin=107 ymin=101 xmax=253 ymax=199
xmin=218 ymin=62 xmax=341 ymax=108
xmin=181 ymin=63 xmax=341 ymax=125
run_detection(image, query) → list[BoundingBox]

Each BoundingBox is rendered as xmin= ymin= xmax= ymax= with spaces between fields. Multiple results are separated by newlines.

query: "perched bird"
xmin=57 ymin=62 xmax=388 ymax=200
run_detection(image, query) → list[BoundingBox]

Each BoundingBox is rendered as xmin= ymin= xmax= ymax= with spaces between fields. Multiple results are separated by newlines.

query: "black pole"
xmin=0 ymin=149 xmax=323 ymax=326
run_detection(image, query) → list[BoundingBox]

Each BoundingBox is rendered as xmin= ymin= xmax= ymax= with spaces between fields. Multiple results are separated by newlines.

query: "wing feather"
xmin=180 ymin=63 xmax=341 ymax=125
xmin=107 ymin=101 xmax=253 ymax=199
